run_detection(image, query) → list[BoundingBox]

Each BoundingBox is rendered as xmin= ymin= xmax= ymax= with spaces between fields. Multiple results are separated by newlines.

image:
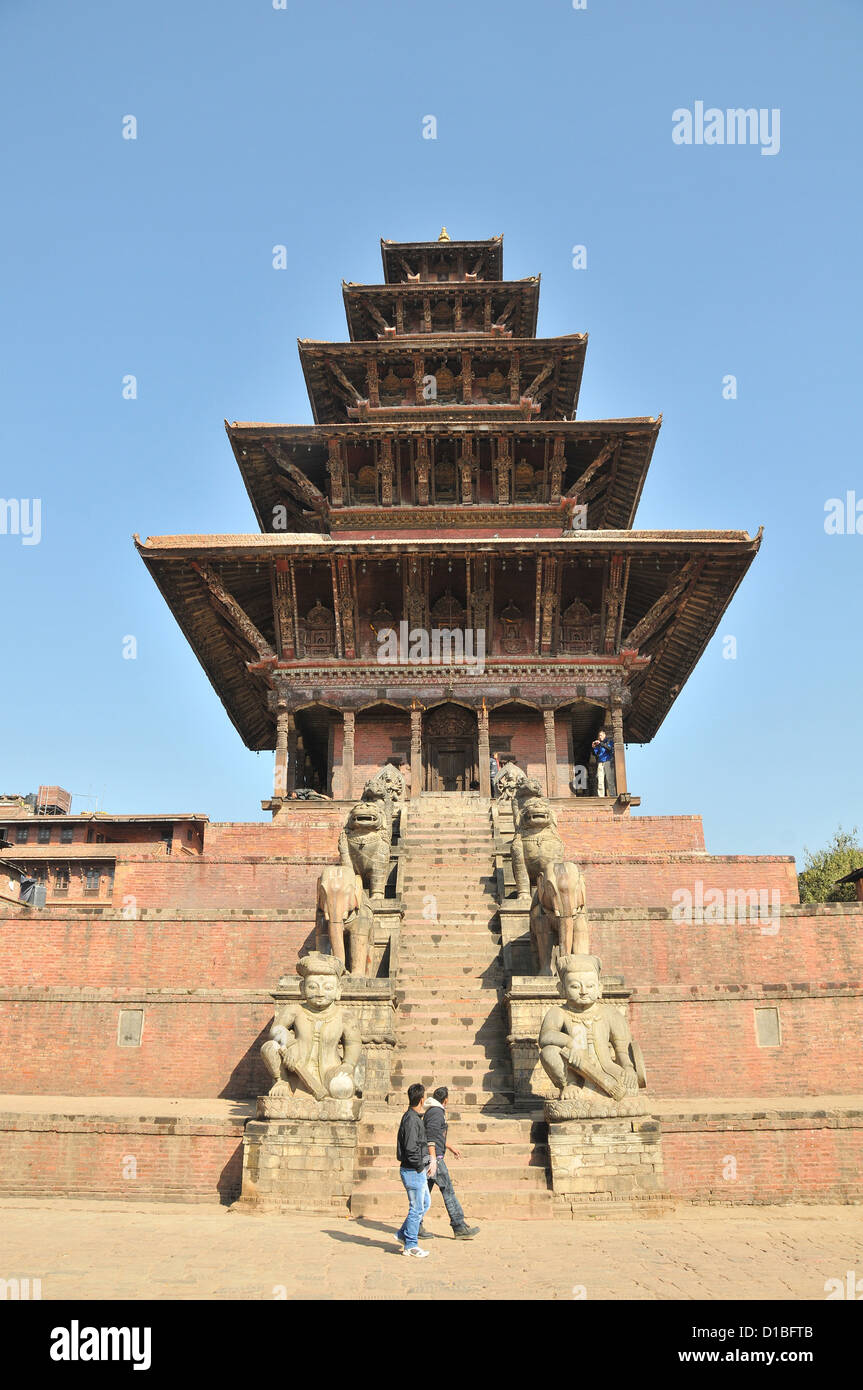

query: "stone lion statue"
xmin=361 ymin=765 xmax=405 ymax=836
xmin=495 ymin=763 xmax=527 ymax=801
xmin=510 ymin=796 xmax=565 ymax=899
xmin=338 ymin=801 xmax=391 ymax=899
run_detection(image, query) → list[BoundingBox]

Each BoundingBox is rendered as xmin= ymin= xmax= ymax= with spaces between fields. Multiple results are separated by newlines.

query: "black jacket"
xmin=396 ymin=1108 xmax=430 ymax=1171
xmin=423 ymin=1100 xmax=448 ymax=1157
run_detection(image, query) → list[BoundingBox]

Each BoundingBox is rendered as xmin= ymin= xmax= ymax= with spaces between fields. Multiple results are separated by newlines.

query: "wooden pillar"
xmin=610 ymin=701 xmax=627 ymax=797
xmin=342 ymin=710 xmax=355 ymax=802
xmin=478 ymin=702 xmax=491 ymax=797
xmin=410 ymin=704 xmax=423 ymax=798
xmin=543 ymin=709 xmax=559 ymax=799
xmin=274 ymin=703 xmax=291 ymax=798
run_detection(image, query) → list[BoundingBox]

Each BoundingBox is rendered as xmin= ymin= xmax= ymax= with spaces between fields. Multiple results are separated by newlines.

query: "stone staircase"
xmin=351 ymin=794 xmax=553 ymax=1219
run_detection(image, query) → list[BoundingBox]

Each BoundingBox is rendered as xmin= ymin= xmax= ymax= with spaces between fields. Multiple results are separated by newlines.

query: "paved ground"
xmin=2 ymin=1198 xmax=861 ymax=1300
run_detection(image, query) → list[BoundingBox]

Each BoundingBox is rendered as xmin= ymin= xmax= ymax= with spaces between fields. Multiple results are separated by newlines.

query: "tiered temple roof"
xmin=137 ymin=231 xmax=760 ymax=778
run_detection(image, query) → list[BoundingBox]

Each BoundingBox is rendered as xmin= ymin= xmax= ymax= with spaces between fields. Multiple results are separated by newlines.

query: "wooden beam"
xmin=325 ymin=358 xmax=365 ymax=405
xmin=623 ymin=558 xmax=703 ymax=651
xmin=261 ymin=442 xmax=327 ymax=513
xmin=192 ymin=562 xmax=275 ymax=660
xmin=565 ymin=439 xmax=615 ymax=499
xmin=521 ymin=360 xmax=553 ymax=402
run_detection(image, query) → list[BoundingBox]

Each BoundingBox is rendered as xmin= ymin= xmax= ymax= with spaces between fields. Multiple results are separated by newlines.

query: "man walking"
xmin=591 ymin=729 xmax=617 ymax=798
xmin=423 ymin=1087 xmax=479 ymax=1239
xmin=395 ymin=1083 xmax=434 ymax=1257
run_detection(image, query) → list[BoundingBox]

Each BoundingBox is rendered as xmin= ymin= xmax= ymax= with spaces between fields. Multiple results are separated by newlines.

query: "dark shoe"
xmin=452 ymin=1224 xmax=480 ymax=1239
xmin=418 ymin=1223 xmax=431 ymax=1239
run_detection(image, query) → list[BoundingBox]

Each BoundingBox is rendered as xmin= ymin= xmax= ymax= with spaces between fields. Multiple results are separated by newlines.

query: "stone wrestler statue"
xmin=261 ymin=953 xmax=362 ymax=1102
xmin=539 ymin=954 xmax=643 ymax=1103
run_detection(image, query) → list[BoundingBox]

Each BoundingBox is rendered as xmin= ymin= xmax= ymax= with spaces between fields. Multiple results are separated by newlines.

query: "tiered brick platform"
xmin=1 ymin=798 xmax=862 ymax=1211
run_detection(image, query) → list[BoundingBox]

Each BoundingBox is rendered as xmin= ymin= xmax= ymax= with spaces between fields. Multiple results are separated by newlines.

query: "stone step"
xmin=350 ymin=1189 xmax=554 ymax=1219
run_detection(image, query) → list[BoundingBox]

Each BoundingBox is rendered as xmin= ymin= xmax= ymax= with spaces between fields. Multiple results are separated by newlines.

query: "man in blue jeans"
xmin=424 ymin=1087 xmax=479 ymax=1239
xmin=395 ymin=1082 xmax=434 ymax=1257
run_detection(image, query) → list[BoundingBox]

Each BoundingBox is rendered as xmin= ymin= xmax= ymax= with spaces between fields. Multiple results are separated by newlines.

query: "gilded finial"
xmin=438 ymin=226 xmax=451 ymax=242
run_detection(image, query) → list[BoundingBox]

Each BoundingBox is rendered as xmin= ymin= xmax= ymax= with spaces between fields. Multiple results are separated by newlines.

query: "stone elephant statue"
xmin=315 ymin=864 xmax=374 ymax=977
xmin=529 ymin=860 xmax=588 ymax=975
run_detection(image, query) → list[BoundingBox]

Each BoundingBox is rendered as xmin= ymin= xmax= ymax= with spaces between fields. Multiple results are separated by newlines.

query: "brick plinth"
xmin=237 ymin=1116 xmax=360 ymax=1213
xmin=546 ymin=1115 xmax=664 ymax=1204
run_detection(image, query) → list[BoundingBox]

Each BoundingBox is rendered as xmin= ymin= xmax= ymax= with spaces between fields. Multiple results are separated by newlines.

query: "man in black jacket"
xmin=395 ymin=1083 xmax=435 ymax=1257
xmin=423 ymin=1087 xmax=479 ymax=1239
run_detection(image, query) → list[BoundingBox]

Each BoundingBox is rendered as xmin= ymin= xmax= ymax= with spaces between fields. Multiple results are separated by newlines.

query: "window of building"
xmin=37 ymin=825 xmax=51 ymax=844
xmin=754 ymin=1007 xmax=781 ymax=1047
xmin=60 ymin=826 xmax=73 ymax=844
xmin=186 ymin=827 xmax=195 ymax=842
xmin=54 ymin=868 xmax=69 ymax=895
xmin=84 ymin=867 xmax=101 ymax=894
xmin=15 ymin=827 xmax=29 ymax=844
xmin=117 ymin=1009 xmax=144 ymax=1047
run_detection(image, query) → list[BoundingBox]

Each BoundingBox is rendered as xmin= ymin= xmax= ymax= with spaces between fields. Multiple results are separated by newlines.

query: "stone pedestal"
xmin=546 ymin=1114 xmax=664 ymax=1208
xmin=238 ymin=1105 xmax=362 ymax=1213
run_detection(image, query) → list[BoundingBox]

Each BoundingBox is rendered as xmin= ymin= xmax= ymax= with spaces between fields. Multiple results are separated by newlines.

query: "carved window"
xmin=15 ymin=827 xmax=28 ymax=844
xmin=54 ymin=867 xmax=69 ymax=894
xmin=435 ymin=459 xmax=457 ymax=501
xmin=430 ymin=589 xmax=466 ymax=630
xmin=37 ymin=825 xmax=51 ymax=844
xmin=84 ymin=867 xmax=101 ymax=894
xmin=60 ymin=825 xmax=73 ymax=844
xmin=354 ymin=465 xmax=377 ymax=503
xmin=559 ymin=599 xmax=600 ymax=655
xmin=514 ymin=460 xmax=535 ymax=499
xmin=302 ymin=602 xmax=336 ymax=657
xmin=499 ymin=601 xmax=526 ymax=654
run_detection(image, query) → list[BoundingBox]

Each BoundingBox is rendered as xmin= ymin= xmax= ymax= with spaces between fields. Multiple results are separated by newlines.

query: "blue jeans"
xmin=428 ymin=1156 xmax=465 ymax=1229
xmin=397 ymin=1167 xmax=431 ymax=1249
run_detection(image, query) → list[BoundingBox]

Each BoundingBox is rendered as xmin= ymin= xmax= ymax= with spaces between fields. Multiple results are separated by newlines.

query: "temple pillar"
xmin=274 ymin=704 xmax=291 ymax=799
xmin=543 ymin=709 xmax=559 ymax=798
xmin=410 ymin=704 xmax=423 ymax=798
xmin=478 ymin=702 xmax=491 ymax=797
xmin=342 ymin=710 xmax=355 ymax=802
xmin=610 ymin=700 xmax=627 ymax=797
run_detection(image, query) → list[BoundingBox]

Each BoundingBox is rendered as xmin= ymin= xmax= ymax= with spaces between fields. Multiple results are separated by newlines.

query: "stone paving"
xmin=1 ymin=1198 xmax=861 ymax=1300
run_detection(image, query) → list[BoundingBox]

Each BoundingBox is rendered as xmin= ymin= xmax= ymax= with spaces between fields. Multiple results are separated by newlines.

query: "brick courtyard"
xmin=2 ymin=1198 xmax=861 ymax=1301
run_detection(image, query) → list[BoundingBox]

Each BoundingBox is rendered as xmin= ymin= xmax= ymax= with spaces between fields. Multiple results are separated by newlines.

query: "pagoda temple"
xmin=137 ymin=231 xmax=760 ymax=808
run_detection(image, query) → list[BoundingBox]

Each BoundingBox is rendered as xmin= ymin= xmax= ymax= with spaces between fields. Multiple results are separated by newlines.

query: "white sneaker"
xmin=402 ymin=1246 xmax=430 ymax=1258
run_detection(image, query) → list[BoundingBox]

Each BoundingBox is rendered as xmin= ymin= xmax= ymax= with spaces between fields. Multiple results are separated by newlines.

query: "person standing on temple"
xmin=591 ymin=729 xmax=616 ymax=798
xmin=489 ymin=752 xmax=500 ymax=796
xmin=395 ymin=1083 xmax=434 ymax=1257
xmin=423 ymin=1087 xmax=479 ymax=1240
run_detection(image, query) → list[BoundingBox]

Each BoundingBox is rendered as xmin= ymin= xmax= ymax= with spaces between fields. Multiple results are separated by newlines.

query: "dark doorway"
xmin=429 ymin=740 xmax=472 ymax=792
xmin=422 ymin=703 xmax=478 ymax=792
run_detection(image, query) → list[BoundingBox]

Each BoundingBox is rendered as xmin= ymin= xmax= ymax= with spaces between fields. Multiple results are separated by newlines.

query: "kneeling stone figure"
xmin=261 ymin=953 xmax=362 ymax=1102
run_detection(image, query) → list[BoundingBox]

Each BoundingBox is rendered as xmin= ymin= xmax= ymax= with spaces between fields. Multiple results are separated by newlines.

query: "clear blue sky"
xmin=1 ymin=0 xmax=860 ymax=862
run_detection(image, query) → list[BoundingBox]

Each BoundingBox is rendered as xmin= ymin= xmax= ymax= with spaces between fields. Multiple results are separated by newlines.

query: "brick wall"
xmin=0 ymin=1112 xmax=244 ymax=1203
xmin=662 ymin=1114 xmax=863 ymax=1203
xmin=0 ymin=994 xmax=275 ymax=1098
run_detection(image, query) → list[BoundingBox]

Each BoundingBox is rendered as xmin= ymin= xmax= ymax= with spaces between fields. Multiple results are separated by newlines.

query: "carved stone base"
xmin=256 ymin=1094 xmax=362 ymax=1121
xmin=236 ymin=1113 xmax=361 ymax=1213
xmin=545 ymin=1115 xmax=664 ymax=1205
xmin=545 ymin=1092 xmax=648 ymax=1121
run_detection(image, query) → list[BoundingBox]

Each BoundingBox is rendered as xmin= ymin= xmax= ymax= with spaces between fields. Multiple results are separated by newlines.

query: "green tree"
xmin=797 ymin=826 xmax=863 ymax=903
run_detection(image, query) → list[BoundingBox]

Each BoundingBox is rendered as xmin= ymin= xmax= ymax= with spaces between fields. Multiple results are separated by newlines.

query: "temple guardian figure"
xmin=539 ymin=954 xmax=646 ymax=1115
xmin=261 ymin=953 xmax=363 ymax=1101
